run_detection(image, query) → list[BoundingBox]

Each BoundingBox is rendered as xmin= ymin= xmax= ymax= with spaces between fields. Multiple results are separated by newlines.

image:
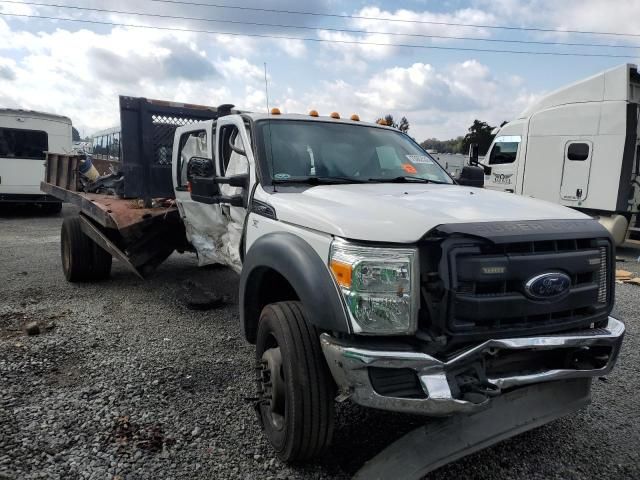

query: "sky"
xmin=0 ymin=0 xmax=639 ymax=140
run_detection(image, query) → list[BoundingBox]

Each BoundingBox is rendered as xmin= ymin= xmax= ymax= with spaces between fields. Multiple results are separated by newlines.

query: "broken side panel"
xmin=177 ymin=126 xmax=249 ymax=273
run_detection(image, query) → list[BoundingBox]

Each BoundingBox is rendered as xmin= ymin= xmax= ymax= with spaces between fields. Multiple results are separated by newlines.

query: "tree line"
xmin=377 ymin=114 xmax=504 ymax=156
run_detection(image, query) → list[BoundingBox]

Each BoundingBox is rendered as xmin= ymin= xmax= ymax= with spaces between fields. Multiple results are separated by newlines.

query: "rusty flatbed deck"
xmin=41 ymin=182 xmax=178 ymax=233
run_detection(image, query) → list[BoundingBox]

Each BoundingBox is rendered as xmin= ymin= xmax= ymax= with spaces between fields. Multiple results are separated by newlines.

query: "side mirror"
xmin=190 ymin=171 xmax=250 ymax=207
xmin=457 ymin=165 xmax=485 ymax=188
xmin=190 ymin=175 xmax=220 ymax=199
xmin=468 ymin=143 xmax=479 ymax=165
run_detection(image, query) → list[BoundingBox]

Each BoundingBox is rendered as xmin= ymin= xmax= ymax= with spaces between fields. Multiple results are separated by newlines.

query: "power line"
xmin=141 ymin=0 xmax=640 ymax=39
xmin=1 ymin=12 xmax=639 ymax=59
xmin=3 ymin=0 xmax=640 ymax=50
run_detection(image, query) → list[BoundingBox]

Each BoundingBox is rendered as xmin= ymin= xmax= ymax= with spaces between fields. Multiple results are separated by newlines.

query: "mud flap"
xmin=353 ymin=378 xmax=592 ymax=480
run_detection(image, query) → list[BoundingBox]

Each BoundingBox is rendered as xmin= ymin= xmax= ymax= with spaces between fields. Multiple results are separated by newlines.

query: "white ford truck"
xmin=43 ymin=97 xmax=625 ymax=471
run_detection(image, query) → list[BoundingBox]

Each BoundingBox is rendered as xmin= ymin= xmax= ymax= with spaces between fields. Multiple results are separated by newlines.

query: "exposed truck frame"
xmin=42 ymin=97 xmax=625 ymax=477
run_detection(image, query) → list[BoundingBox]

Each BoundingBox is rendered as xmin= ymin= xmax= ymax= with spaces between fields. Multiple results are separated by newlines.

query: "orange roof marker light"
xmin=270 ymin=107 xmax=281 ymax=115
xmin=309 ymin=110 xmax=319 ymax=117
xmin=330 ymin=112 xmax=340 ymax=119
xmin=350 ymin=114 xmax=360 ymax=121
xmin=377 ymin=119 xmax=388 ymax=126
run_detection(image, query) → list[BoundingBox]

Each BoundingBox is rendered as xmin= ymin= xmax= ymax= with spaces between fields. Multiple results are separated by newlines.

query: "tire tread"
xmin=257 ymin=301 xmax=334 ymax=462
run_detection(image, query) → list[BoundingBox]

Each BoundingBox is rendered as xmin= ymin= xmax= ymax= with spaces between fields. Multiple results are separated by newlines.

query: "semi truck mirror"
xmin=457 ymin=165 xmax=485 ymax=188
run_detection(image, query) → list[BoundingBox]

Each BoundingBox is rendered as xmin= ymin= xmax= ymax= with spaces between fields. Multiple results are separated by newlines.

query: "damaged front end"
xmin=321 ymin=317 xmax=624 ymax=415
xmin=322 ymin=219 xmax=624 ymax=416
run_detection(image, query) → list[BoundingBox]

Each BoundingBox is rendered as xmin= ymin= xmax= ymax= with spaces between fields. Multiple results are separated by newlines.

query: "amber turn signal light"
xmin=330 ymin=260 xmax=352 ymax=288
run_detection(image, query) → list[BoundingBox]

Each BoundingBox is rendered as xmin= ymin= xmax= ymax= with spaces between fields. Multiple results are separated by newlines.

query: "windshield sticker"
xmin=274 ymin=173 xmax=291 ymax=180
xmin=401 ymin=163 xmax=418 ymax=174
xmin=405 ymin=154 xmax=434 ymax=165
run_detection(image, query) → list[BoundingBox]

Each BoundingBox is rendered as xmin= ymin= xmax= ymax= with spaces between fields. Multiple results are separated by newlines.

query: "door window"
xmin=177 ymin=130 xmax=208 ymax=188
xmin=567 ymin=142 xmax=589 ymax=161
xmin=0 ymin=128 xmax=48 ymax=159
xmin=488 ymin=136 xmax=521 ymax=165
xmin=219 ymin=125 xmax=250 ymax=175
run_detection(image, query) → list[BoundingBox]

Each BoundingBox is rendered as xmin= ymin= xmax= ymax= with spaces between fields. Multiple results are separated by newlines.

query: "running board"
xmin=353 ymin=378 xmax=591 ymax=480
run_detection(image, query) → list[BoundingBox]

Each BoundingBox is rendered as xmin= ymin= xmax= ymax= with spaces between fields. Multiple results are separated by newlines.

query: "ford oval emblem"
xmin=524 ymin=272 xmax=571 ymax=299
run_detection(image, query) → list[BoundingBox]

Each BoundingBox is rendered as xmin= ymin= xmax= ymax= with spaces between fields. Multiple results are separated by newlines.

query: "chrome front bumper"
xmin=320 ymin=317 xmax=625 ymax=416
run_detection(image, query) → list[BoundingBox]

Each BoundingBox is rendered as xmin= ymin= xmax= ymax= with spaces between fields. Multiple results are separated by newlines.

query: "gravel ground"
xmin=1 ymin=204 xmax=639 ymax=480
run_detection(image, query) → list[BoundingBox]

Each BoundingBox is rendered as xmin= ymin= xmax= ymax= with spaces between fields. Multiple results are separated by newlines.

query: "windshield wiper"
xmin=272 ymin=176 xmax=367 ymax=185
xmin=367 ymin=176 xmax=449 ymax=184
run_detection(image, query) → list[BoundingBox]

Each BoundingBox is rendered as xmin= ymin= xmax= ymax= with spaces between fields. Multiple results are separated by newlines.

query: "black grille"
xmin=419 ymin=233 xmax=613 ymax=344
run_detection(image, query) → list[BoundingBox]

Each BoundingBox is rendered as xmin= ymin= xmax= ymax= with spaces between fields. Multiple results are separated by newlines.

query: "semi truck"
xmin=42 ymin=96 xmax=625 ymax=476
xmin=480 ymin=63 xmax=640 ymax=245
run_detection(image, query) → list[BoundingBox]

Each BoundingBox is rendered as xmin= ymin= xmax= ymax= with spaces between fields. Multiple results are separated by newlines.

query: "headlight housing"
xmin=329 ymin=239 xmax=419 ymax=335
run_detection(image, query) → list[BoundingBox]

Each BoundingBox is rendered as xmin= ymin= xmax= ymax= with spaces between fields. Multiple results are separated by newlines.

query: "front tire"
xmin=256 ymin=301 xmax=334 ymax=462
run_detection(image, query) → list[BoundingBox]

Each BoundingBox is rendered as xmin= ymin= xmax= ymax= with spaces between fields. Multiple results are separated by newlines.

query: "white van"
xmin=0 ymin=109 xmax=72 ymax=212
xmin=481 ymin=64 xmax=640 ymax=245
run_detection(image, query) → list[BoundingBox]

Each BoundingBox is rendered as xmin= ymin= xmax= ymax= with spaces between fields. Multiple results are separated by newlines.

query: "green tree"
xmin=462 ymin=119 xmax=495 ymax=156
xmin=375 ymin=114 xmax=410 ymax=132
xmin=420 ymin=136 xmax=465 ymax=154
xmin=72 ymin=126 xmax=81 ymax=142
xmin=398 ymin=116 xmax=409 ymax=133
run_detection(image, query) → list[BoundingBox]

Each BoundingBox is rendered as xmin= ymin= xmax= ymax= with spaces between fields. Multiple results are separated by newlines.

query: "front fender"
xmin=240 ymin=232 xmax=351 ymax=343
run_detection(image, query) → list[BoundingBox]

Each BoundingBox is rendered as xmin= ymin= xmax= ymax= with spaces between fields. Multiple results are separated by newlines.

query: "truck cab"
xmin=482 ymin=119 xmax=526 ymax=194
xmin=170 ymin=110 xmax=624 ymax=462
xmin=482 ymin=64 xmax=640 ymax=245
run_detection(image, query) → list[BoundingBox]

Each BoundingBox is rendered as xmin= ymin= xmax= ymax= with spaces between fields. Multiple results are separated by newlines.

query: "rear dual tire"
xmin=256 ymin=301 xmax=335 ymax=462
xmin=61 ymin=216 xmax=112 ymax=282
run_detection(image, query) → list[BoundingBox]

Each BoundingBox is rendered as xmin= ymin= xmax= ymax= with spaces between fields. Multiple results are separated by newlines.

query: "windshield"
xmin=257 ymin=120 xmax=453 ymax=184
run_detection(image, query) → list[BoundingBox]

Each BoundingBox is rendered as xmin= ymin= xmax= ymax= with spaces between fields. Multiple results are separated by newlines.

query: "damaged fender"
xmin=239 ymin=232 xmax=351 ymax=343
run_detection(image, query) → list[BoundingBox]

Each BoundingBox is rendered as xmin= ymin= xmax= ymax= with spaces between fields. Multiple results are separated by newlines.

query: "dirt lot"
xmin=1 ymin=204 xmax=639 ymax=480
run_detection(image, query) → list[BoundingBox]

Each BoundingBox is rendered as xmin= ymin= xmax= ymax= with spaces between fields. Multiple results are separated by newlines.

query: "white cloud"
xmin=276 ymin=38 xmax=307 ymax=58
xmin=0 ymin=21 xmax=238 ymax=133
xmin=1 ymin=0 xmax=564 ymax=140
xmin=313 ymin=5 xmax=496 ymax=69
xmin=273 ymin=60 xmax=540 ymax=140
xmin=217 ymin=56 xmax=264 ymax=82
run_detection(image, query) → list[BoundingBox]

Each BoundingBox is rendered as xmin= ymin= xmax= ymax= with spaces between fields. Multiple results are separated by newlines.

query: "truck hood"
xmin=264 ymin=183 xmax=590 ymax=243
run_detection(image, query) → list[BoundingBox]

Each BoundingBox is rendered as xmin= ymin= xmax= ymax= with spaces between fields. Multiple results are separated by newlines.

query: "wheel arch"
xmin=240 ymin=232 xmax=351 ymax=343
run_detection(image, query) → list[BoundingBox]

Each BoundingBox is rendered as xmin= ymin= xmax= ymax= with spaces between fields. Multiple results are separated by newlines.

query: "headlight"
xmin=329 ymin=239 xmax=419 ymax=335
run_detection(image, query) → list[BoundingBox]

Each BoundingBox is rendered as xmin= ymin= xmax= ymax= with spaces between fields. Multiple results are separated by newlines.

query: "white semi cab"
xmin=482 ymin=63 xmax=640 ymax=244
xmin=52 ymin=105 xmax=625 ymax=469
xmin=0 ymin=109 xmax=72 ymax=211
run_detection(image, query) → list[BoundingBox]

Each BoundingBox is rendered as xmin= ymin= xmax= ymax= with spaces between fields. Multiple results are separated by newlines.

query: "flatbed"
xmin=42 ymin=153 xmax=186 ymax=280
xmin=40 ymin=182 xmax=177 ymax=234
xmin=40 ymin=96 xmax=225 ymax=280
